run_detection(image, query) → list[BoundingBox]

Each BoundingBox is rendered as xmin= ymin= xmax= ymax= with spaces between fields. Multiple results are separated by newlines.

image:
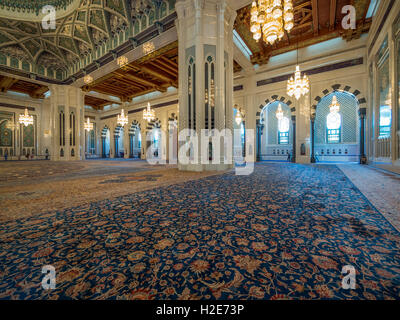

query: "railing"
xmin=377 ymin=136 xmax=391 ymax=159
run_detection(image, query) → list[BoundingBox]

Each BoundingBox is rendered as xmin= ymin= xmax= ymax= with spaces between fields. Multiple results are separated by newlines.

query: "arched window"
xmin=134 ymin=20 xmax=140 ymax=34
xmin=141 ymin=15 xmax=147 ymax=31
xmin=188 ymin=57 xmax=196 ymax=130
xmin=315 ymin=91 xmax=358 ymax=146
xmin=205 ymin=55 xmax=215 ymax=130
xmin=326 ymin=111 xmax=342 ymax=143
xmin=377 ymin=38 xmax=391 ymax=137
xmin=278 ymin=116 xmax=290 ymax=145
xmin=326 ymin=95 xmax=342 ymax=144
xmin=160 ymin=1 xmax=168 ymax=18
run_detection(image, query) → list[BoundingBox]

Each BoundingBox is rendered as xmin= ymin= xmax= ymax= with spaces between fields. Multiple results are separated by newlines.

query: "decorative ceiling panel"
xmin=0 ymin=0 xmax=176 ymax=80
xmin=235 ymin=0 xmax=373 ymax=66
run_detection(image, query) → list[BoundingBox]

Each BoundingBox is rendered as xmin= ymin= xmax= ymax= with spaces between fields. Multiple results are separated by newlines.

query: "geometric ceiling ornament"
xmin=0 ymin=0 xmax=176 ymax=81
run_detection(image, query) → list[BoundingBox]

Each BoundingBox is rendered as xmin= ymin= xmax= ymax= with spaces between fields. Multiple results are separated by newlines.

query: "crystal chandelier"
xmin=275 ymin=103 xmax=284 ymax=120
xmin=287 ymin=65 xmax=310 ymax=100
xmin=329 ymin=95 xmax=340 ymax=113
xmin=117 ymin=56 xmax=129 ymax=68
xmin=84 ymin=117 xmax=93 ymax=132
xmin=19 ymin=108 xmax=34 ymax=127
xmin=84 ymin=75 xmax=93 ymax=85
xmin=250 ymin=0 xmax=294 ymax=45
xmin=235 ymin=108 xmax=243 ymax=125
xmin=143 ymin=42 xmax=155 ymax=55
xmin=143 ymin=102 xmax=155 ymax=122
xmin=327 ymin=95 xmax=341 ymax=130
xmin=117 ymin=109 xmax=128 ymax=127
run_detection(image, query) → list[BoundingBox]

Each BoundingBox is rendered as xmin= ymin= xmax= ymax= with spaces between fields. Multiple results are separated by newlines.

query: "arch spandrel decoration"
xmin=311 ymin=84 xmax=367 ymax=119
xmin=256 ymin=95 xmax=294 ymax=123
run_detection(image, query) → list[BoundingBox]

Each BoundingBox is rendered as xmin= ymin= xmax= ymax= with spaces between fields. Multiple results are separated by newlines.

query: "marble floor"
xmin=338 ymin=164 xmax=400 ymax=232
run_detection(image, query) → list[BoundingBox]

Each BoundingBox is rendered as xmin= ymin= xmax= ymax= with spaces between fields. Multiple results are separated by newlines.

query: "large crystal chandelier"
xmin=250 ymin=0 xmax=294 ymax=45
xmin=19 ymin=108 xmax=34 ymax=127
xmin=287 ymin=65 xmax=310 ymax=100
xmin=84 ymin=117 xmax=93 ymax=132
xmin=143 ymin=102 xmax=155 ymax=122
xmin=117 ymin=108 xmax=128 ymax=127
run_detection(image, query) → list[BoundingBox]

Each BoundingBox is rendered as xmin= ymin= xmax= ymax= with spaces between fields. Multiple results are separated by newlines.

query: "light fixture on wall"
xmin=84 ymin=74 xmax=94 ymax=85
xmin=117 ymin=108 xmax=129 ymax=127
xmin=250 ymin=0 xmax=294 ymax=44
xmin=84 ymin=117 xmax=94 ymax=132
xmin=6 ymin=120 xmax=18 ymax=130
xmin=19 ymin=108 xmax=34 ymax=127
xmin=143 ymin=102 xmax=155 ymax=122
xmin=143 ymin=42 xmax=155 ymax=55
xmin=117 ymin=55 xmax=129 ymax=68
xmin=287 ymin=44 xmax=310 ymax=100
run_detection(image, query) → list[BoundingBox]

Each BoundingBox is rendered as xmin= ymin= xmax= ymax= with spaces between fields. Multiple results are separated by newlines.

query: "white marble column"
xmin=176 ymin=0 xmax=236 ymax=171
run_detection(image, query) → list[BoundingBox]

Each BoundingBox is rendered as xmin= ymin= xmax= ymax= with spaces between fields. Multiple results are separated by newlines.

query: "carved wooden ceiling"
xmin=235 ymin=0 xmax=373 ymax=66
xmin=81 ymin=41 xmax=178 ymax=102
xmin=84 ymin=94 xmax=121 ymax=110
xmin=0 ymin=75 xmax=49 ymax=98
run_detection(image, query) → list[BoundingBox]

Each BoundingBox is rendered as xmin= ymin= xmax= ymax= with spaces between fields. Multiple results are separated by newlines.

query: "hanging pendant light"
xmin=19 ymin=108 xmax=34 ymax=127
xmin=287 ymin=44 xmax=310 ymax=100
xmin=84 ymin=74 xmax=94 ymax=85
xmin=329 ymin=95 xmax=340 ymax=113
xmin=235 ymin=109 xmax=243 ymax=125
xmin=84 ymin=117 xmax=94 ymax=132
xmin=117 ymin=56 xmax=129 ymax=68
xmin=250 ymin=0 xmax=294 ymax=45
xmin=275 ymin=103 xmax=284 ymax=120
xmin=117 ymin=108 xmax=128 ymax=127
xmin=143 ymin=102 xmax=155 ymax=122
xmin=327 ymin=95 xmax=341 ymax=130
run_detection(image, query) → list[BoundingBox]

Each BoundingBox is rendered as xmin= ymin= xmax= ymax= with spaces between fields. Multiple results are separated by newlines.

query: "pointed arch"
xmin=256 ymin=95 xmax=294 ymax=122
xmin=311 ymin=84 xmax=367 ymax=118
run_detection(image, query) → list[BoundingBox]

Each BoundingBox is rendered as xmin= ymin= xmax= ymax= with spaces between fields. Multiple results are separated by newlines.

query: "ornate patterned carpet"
xmin=0 ymin=163 xmax=400 ymax=300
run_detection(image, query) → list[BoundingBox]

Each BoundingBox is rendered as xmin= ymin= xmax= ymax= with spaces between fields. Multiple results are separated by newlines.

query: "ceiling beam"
xmin=330 ymin=0 xmax=337 ymax=31
xmin=125 ymin=63 xmax=177 ymax=84
xmin=311 ymin=0 xmax=319 ymax=36
xmin=30 ymin=85 xmax=49 ymax=99
xmin=114 ymin=71 xmax=163 ymax=89
xmin=0 ymin=76 xmax=18 ymax=93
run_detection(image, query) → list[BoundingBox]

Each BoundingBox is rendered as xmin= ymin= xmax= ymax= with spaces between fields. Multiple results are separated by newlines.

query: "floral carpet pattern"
xmin=0 ymin=163 xmax=400 ymax=300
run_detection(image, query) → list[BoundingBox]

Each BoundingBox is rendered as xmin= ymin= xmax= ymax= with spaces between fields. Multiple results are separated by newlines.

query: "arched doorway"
xmin=233 ymin=107 xmax=245 ymax=163
xmin=129 ymin=121 xmax=141 ymax=159
xmin=146 ymin=119 xmax=162 ymax=160
xmin=313 ymin=91 xmax=360 ymax=162
xmin=101 ymin=126 xmax=110 ymax=158
xmin=258 ymin=101 xmax=293 ymax=161
xmin=114 ymin=126 xmax=124 ymax=158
